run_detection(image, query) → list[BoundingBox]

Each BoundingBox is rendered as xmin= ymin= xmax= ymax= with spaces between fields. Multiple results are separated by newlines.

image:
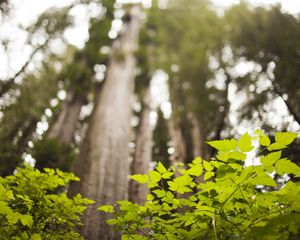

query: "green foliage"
xmin=32 ymin=138 xmax=75 ymax=171
xmin=0 ymin=144 xmax=23 ymax=176
xmin=100 ymin=131 xmax=300 ymax=239
xmin=0 ymin=165 xmax=93 ymax=239
xmin=225 ymin=3 xmax=300 ymax=124
xmin=0 ymin=61 xmax=59 ymax=176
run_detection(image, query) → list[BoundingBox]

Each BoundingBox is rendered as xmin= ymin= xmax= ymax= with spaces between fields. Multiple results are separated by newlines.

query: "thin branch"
xmin=219 ymin=186 xmax=239 ymax=214
xmin=266 ymin=71 xmax=300 ymax=126
xmin=198 ymin=209 xmax=243 ymax=234
xmin=219 ymin=169 xmax=255 ymax=214
xmin=242 ymin=210 xmax=282 ymax=233
xmin=272 ymin=80 xmax=300 ymax=126
xmin=212 ymin=212 xmax=218 ymax=240
xmin=238 ymin=186 xmax=254 ymax=214
xmin=0 ymin=38 xmax=50 ymax=98
xmin=218 ymin=212 xmax=243 ymax=234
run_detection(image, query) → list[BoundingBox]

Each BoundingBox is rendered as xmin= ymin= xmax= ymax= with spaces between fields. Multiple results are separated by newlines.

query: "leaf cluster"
xmin=100 ymin=131 xmax=300 ymax=239
xmin=0 ymin=165 xmax=93 ymax=240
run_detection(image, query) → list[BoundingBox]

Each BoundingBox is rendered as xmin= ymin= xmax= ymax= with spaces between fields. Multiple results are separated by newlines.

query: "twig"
xmin=0 ymin=38 xmax=50 ymax=97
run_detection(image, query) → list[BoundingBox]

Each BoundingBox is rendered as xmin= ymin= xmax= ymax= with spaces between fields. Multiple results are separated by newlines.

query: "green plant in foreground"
xmin=100 ymin=130 xmax=300 ymax=240
xmin=0 ymin=166 xmax=94 ymax=240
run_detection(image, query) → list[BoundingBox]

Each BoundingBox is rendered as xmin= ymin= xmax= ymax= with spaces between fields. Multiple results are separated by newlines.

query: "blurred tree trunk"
xmin=189 ymin=115 xmax=208 ymax=159
xmin=69 ymin=5 xmax=141 ymax=239
xmin=34 ymin=1 xmax=115 ymax=171
xmin=48 ymin=90 xmax=85 ymax=145
xmin=210 ymin=69 xmax=231 ymax=158
xmin=152 ymin=109 xmax=170 ymax=168
xmin=169 ymin=116 xmax=187 ymax=164
xmin=169 ymin=82 xmax=191 ymax=166
xmin=129 ymin=85 xmax=152 ymax=204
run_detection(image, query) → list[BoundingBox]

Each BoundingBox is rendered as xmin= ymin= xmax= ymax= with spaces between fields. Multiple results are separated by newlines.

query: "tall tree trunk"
xmin=168 ymin=81 xmax=193 ymax=166
xmin=189 ymin=114 xmax=208 ymax=159
xmin=169 ymin=116 xmax=187 ymax=165
xmin=33 ymin=89 xmax=86 ymax=171
xmin=129 ymin=86 xmax=152 ymax=204
xmin=48 ymin=90 xmax=85 ymax=144
xmin=189 ymin=114 xmax=210 ymax=183
xmin=210 ymin=71 xmax=231 ymax=158
xmin=69 ymin=5 xmax=141 ymax=239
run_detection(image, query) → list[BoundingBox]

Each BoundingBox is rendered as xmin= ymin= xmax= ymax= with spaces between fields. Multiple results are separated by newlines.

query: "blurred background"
xmin=0 ymin=0 xmax=299 ymax=179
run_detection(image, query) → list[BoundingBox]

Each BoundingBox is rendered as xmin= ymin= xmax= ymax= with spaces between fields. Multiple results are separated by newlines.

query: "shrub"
xmin=100 ymin=131 xmax=300 ymax=240
xmin=0 ymin=165 xmax=93 ymax=240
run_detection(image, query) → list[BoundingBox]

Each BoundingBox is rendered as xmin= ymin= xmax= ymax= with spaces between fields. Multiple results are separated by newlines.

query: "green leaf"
xmin=162 ymin=172 xmax=174 ymax=179
xmin=206 ymin=139 xmax=237 ymax=151
xmin=20 ymin=215 xmax=33 ymax=227
xmin=149 ymin=171 xmax=161 ymax=183
xmin=168 ymin=181 xmax=178 ymax=192
xmin=192 ymin=157 xmax=202 ymax=164
xmin=259 ymin=134 xmax=271 ymax=147
xmin=156 ymin=162 xmax=167 ymax=174
xmin=260 ymin=151 xmax=281 ymax=166
xmin=275 ymin=158 xmax=300 ymax=176
xmin=196 ymin=205 xmax=215 ymax=216
xmin=275 ymin=132 xmax=298 ymax=146
xmin=228 ymin=150 xmax=247 ymax=161
xmin=0 ymin=183 xmax=6 ymax=196
xmin=203 ymin=161 xmax=214 ymax=171
xmin=146 ymin=194 xmax=154 ymax=201
xmin=255 ymin=129 xmax=271 ymax=146
xmin=267 ymin=143 xmax=286 ymax=151
xmin=265 ymin=165 xmax=275 ymax=173
xmin=6 ymin=190 xmax=15 ymax=200
xmin=7 ymin=212 xmax=23 ymax=224
xmin=238 ymin=133 xmax=254 ymax=152
xmin=153 ymin=190 xmax=166 ymax=198
xmin=0 ymin=201 xmax=13 ymax=215
xmin=187 ymin=166 xmax=203 ymax=176
xmin=253 ymin=172 xmax=277 ymax=187
xmin=20 ymin=232 xmax=29 ymax=239
xmin=98 ymin=205 xmax=114 ymax=213
xmin=204 ymin=172 xmax=214 ymax=181
xmin=122 ymin=234 xmax=146 ymax=240
xmin=216 ymin=151 xmax=230 ymax=161
xmin=148 ymin=182 xmax=158 ymax=188
xmin=177 ymin=185 xmax=192 ymax=194
xmin=31 ymin=234 xmax=42 ymax=240
xmin=107 ymin=219 xmax=118 ymax=225
xmin=130 ymin=174 xmax=149 ymax=184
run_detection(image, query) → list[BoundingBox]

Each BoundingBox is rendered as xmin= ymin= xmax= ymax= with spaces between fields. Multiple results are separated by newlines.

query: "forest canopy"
xmin=0 ymin=0 xmax=299 ymax=239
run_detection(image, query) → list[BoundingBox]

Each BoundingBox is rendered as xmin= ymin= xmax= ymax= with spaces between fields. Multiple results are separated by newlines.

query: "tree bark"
xmin=210 ymin=70 xmax=231 ymax=158
xmin=169 ymin=116 xmax=187 ymax=165
xmin=48 ymin=90 xmax=85 ymax=145
xmin=129 ymin=86 xmax=152 ymax=205
xmin=69 ymin=5 xmax=141 ymax=239
xmin=189 ymin=114 xmax=208 ymax=159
